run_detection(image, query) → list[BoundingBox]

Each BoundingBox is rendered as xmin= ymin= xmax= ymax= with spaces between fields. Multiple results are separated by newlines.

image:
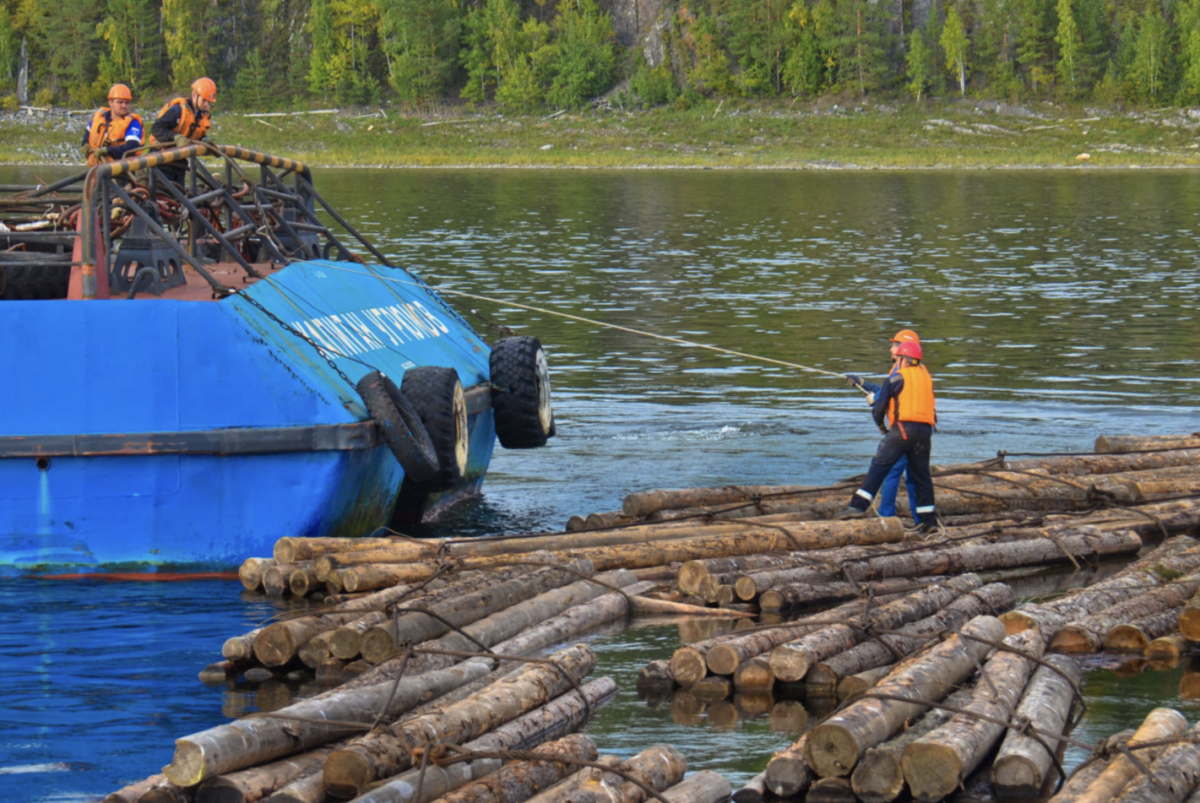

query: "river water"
xmin=2 ymin=167 xmax=1199 ymax=800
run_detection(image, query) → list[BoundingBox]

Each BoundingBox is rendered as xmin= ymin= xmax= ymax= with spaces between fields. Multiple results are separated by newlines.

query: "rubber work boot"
xmin=905 ymin=519 xmax=940 ymax=538
xmin=833 ymin=506 xmax=868 ymax=520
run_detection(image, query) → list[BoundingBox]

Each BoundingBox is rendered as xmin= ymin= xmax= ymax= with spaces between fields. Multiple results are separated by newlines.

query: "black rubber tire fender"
xmin=489 ymin=336 xmax=554 ymax=449
xmin=401 ymin=366 xmax=468 ymax=491
xmin=356 ymin=371 xmax=440 ymax=484
xmin=0 ymin=264 xmax=71 ymax=300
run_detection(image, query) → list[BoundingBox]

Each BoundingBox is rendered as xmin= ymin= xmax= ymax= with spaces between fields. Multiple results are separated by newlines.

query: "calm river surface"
xmin=2 ymin=167 xmax=1199 ymax=801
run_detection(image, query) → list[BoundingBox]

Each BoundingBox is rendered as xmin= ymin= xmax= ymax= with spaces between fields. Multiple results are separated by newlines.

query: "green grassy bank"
xmin=2 ymin=100 xmax=1198 ymax=168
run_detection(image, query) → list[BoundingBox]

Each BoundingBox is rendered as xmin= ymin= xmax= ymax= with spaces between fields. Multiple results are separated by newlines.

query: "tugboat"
xmin=0 ymin=145 xmax=554 ymax=577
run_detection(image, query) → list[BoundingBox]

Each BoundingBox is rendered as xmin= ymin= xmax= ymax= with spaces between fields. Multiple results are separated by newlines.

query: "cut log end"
xmin=765 ymin=754 xmax=811 ymax=797
xmin=991 ymin=754 xmax=1041 ymax=797
xmin=329 ymin=629 xmax=363 ymax=661
xmin=705 ymin=644 xmax=741 ymax=677
xmin=669 ymin=648 xmax=708 ymax=687
xmin=1104 ymin=624 xmax=1151 ymax=654
xmin=162 ymin=741 xmax=205 ymax=788
xmin=253 ymin=624 xmax=299 ymax=668
xmin=323 ymin=748 xmax=375 ymax=799
xmin=850 ymin=749 xmax=905 ymax=803
xmin=999 ymin=611 xmax=1039 ymax=636
xmin=902 ymin=742 xmax=964 ymax=803
xmin=1048 ymin=628 xmax=1095 ymax=654
xmin=805 ymin=724 xmax=860 ymax=779
xmin=360 ymin=628 xmax=395 ymax=664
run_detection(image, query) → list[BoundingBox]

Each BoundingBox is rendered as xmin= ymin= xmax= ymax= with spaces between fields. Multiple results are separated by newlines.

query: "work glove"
xmin=94 ymin=146 xmax=109 ymax=157
xmin=81 ymin=143 xmax=94 ymax=156
xmin=174 ymin=135 xmax=191 ymax=148
xmin=845 ymin=374 xmax=860 ymax=387
xmin=865 ymin=392 xmax=876 ymax=406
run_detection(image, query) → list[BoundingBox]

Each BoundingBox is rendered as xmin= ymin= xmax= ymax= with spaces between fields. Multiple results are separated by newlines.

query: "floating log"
xmin=769 ymin=575 xmax=982 ymax=683
xmin=632 ymin=594 xmax=753 ymax=618
xmin=360 ymin=560 xmax=593 ymax=663
xmin=162 ymin=661 xmax=495 ymax=786
xmin=1069 ymin=708 xmax=1190 ymax=803
xmin=764 ymin=732 xmax=813 ymax=797
xmin=323 ymin=644 xmax=597 ymax=798
xmin=851 ymin=690 xmax=980 ymax=803
xmin=1046 ymin=732 xmax=1133 ymax=803
xmin=288 ymin=563 xmax=323 ymax=597
xmin=104 ymin=775 xmax=170 ymax=803
xmin=1050 ymin=574 xmax=1200 ymax=653
xmin=638 ymin=660 xmax=675 ymax=693
xmin=240 ymin=558 xmax=275 ymax=592
xmin=1095 ymin=434 xmax=1200 ymax=454
xmin=262 ymin=563 xmax=296 ymax=596
xmin=901 ymin=630 xmax=1045 ymax=801
xmin=1178 ymin=597 xmax=1200 ymax=642
xmin=521 ymin=745 xmax=687 ymax=803
xmin=347 ymin=757 xmax=503 ymax=803
xmin=195 ymin=741 xmax=343 ymax=803
xmin=760 ymin=575 xmax=950 ymax=612
xmin=799 ymin=615 xmax=1006 ymax=781
xmin=274 ymin=537 xmax=406 ymax=565
xmin=1105 ymin=609 xmax=1184 ymax=654
xmin=805 ymin=583 xmax=1016 ymax=694
xmin=623 ymin=485 xmax=813 ymax=518
xmin=732 ymin=773 xmax=767 ymax=803
xmin=659 ymin=771 xmax=733 ymax=803
xmin=672 ymin=594 xmax=902 ymax=686
xmin=223 ymin=629 xmax=264 ymax=663
xmin=837 ymin=664 xmax=896 ymax=701
xmin=137 ymin=779 xmax=192 ymax=803
xmin=733 ymin=656 xmax=774 ymax=692
xmin=254 ymin=609 xmax=363 ymax=667
xmin=679 ymin=555 xmax=802 ymax=596
xmin=417 ymin=734 xmax=597 ymax=803
xmin=691 ymin=676 xmax=733 ymax=702
xmin=630 ymin=564 xmax=681 ymax=582
xmin=992 ymin=654 xmax=1083 ymax=797
xmin=806 ymin=778 xmax=857 ymax=803
xmin=1114 ymin=721 xmax=1200 ymax=803
xmin=1148 ymin=634 xmax=1191 ymax=662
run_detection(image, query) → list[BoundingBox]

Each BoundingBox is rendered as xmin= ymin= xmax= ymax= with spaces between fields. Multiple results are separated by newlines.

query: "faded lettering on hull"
xmin=290 ymin=300 xmax=451 ymax=357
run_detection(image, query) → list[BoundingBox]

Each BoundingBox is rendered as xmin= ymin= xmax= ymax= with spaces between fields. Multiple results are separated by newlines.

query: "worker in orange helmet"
xmin=81 ymin=84 xmax=145 ymax=167
xmin=844 ymin=329 xmax=921 ymax=524
xmin=151 ymin=77 xmax=216 ymax=182
xmin=837 ymin=335 xmax=939 ymax=536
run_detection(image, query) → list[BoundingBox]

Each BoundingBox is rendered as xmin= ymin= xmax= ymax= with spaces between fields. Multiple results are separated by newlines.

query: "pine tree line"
xmin=0 ymin=0 xmax=1196 ymax=111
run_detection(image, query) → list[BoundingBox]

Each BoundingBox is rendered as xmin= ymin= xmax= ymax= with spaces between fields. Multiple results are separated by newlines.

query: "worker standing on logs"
xmin=845 ymin=329 xmax=921 ymax=524
xmin=80 ymin=84 xmax=144 ymax=167
xmin=151 ymin=77 xmax=216 ymax=183
xmin=836 ymin=339 xmax=939 ymax=535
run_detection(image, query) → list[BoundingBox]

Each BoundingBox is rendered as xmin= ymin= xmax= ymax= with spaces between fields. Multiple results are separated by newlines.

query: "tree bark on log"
xmin=1114 ymin=722 xmax=1200 ymax=803
xmin=262 ymin=563 xmax=291 ymax=596
xmin=764 ymin=733 xmax=812 ymax=797
xmin=521 ymin=745 xmax=687 ymax=803
xmin=769 ymin=575 xmax=982 ymax=683
xmin=623 ymin=485 xmax=814 ymax=518
xmin=1095 ymin=434 xmax=1200 ymax=454
xmin=162 ymin=661 xmax=495 ymax=787
xmin=138 ymin=779 xmax=193 ymax=803
xmin=679 ymin=555 xmax=802 ymax=595
xmin=800 ymin=615 xmax=1007 ymax=781
xmin=360 ymin=561 xmax=593 ymax=664
xmin=1178 ymin=598 xmax=1200 ymax=642
xmin=901 ymin=630 xmax=1045 ymax=802
xmin=240 ymin=559 xmax=275 ymax=592
xmin=223 ymin=630 xmax=264 ymax=663
xmin=992 ymin=654 xmax=1083 ymax=797
xmin=1069 ymin=708 xmax=1190 ymax=803
xmin=1105 ymin=610 xmax=1184 ymax=654
xmin=760 ymin=575 xmax=951 ymax=612
xmin=346 ymin=758 xmax=504 ymax=803
xmin=254 ymin=610 xmax=363 ymax=667
xmin=837 ymin=664 xmax=896 ymax=701
xmin=732 ymin=773 xmax=766 ymax=803
xmin=104 ymin=775 xmax=170 ymax=803
xmin=638 ymin=660 xmax=676 ymax=693
xmin=1050 ymin=575 xmax=1200 ymax=653
xmin=195 ymin=741 xmax=344 ymax=803
xmin=1046 ymin=736 xmax=1130 ymax=803
xmin=323 ymin=644 xmax=597 ymax=798
xmin=672 ymin=595 xmax=900 ymax=685
xmin=805 ymin=583 xmax=1016 ymax=694
xmin=414 ymin=734 xmax=597 ymax=803
xmin=275 ymin=537 xmax=406 ymax=565
xmin=657 ymin=771 xmax=732 ymax=803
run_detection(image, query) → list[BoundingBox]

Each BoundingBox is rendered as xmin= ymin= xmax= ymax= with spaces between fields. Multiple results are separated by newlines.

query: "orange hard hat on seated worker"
xmin=108 ymin=84 xmax=133 ymax=101
xmin=895 ymin=340 xmax=923 ymax=361
xmin=890 ymin=329 xmax=920 ymax=343
xmin=191 ymin=77 xmax=217 ymax=103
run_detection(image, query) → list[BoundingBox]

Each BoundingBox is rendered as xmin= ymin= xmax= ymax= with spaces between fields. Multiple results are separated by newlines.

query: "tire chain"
xmin=234 ymin=288 xmax=358 ymax=390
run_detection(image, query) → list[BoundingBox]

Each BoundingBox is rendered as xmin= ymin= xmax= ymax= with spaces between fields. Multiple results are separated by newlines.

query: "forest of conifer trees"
xmin=0 ymin=0 xmax=1194 ymax=112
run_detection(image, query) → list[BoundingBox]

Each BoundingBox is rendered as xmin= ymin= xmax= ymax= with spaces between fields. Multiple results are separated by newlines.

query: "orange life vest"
xmin=86 ymin=108 xmax=144 ymax=166
xmin=154 ymin=96 xmax=211 ymax=142
xmin=888 ymin=364 xmax=936 ymax=427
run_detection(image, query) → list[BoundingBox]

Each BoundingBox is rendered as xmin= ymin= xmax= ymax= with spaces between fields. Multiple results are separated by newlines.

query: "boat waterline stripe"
xmin=0 ymin=422 xmax=380 ymax=459
xmin=0 ymin=385 xmax=493 ymax=459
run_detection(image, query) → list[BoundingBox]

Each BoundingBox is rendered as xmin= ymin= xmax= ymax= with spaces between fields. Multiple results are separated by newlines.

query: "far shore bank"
xmin=2 ymin=99 xmax=1197 ymax=171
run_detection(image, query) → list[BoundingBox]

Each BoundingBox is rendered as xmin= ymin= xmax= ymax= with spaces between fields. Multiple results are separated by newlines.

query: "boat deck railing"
xmin=69 ymin=144 xmax=398 ymax=299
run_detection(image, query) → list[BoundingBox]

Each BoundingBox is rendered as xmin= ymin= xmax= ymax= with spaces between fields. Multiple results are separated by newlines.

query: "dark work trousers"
xmin=847 ymin=422 xmax=936 ymax=523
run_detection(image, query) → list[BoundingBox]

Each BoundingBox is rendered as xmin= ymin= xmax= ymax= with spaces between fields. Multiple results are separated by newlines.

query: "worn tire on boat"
xmin=490 ymin=336 xmax=553 ymax=449
xmin=401 ymin=366 xmax=468 ymax=490
xmin=357 ymin=371 xmax=439 ymax=484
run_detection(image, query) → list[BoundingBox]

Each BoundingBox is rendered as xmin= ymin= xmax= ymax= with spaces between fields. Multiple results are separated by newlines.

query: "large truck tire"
xmin=356 ymin=371 xmax=439 ymax=484
xmin=490 ymin=336 xmax=554 ymax=449
xmin=401 ymin=366 xmax=468 ymax=491
xmin=0 ymin=264 xmax=71 ymax=300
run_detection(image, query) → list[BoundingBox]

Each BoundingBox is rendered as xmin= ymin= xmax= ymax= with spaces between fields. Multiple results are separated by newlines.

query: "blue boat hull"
xmin=0 ymin=260 xmax=497 ymax=577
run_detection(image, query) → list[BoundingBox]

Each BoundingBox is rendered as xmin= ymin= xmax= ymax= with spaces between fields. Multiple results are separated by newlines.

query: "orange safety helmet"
xmin=895 ymin=340 xmax=923 ymax=362
xmin=108 ymin=83 xmax=133 ymax=101
xmin=191 ymin=77 xmax=217 ymax=103
xmin=890 ymin=329 xmax=920 ymax=344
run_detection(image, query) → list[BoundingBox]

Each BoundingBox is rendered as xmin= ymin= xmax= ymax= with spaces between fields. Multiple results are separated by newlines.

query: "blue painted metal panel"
xmin=0 ymin=260 xmax=498 ymax=576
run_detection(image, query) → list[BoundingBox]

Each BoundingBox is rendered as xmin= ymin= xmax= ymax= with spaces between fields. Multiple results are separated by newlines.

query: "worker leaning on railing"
xmin=81 ymin=84 xmax=145 ymax=167
xmin=150 ymin=77 xmax=217 ymax=183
